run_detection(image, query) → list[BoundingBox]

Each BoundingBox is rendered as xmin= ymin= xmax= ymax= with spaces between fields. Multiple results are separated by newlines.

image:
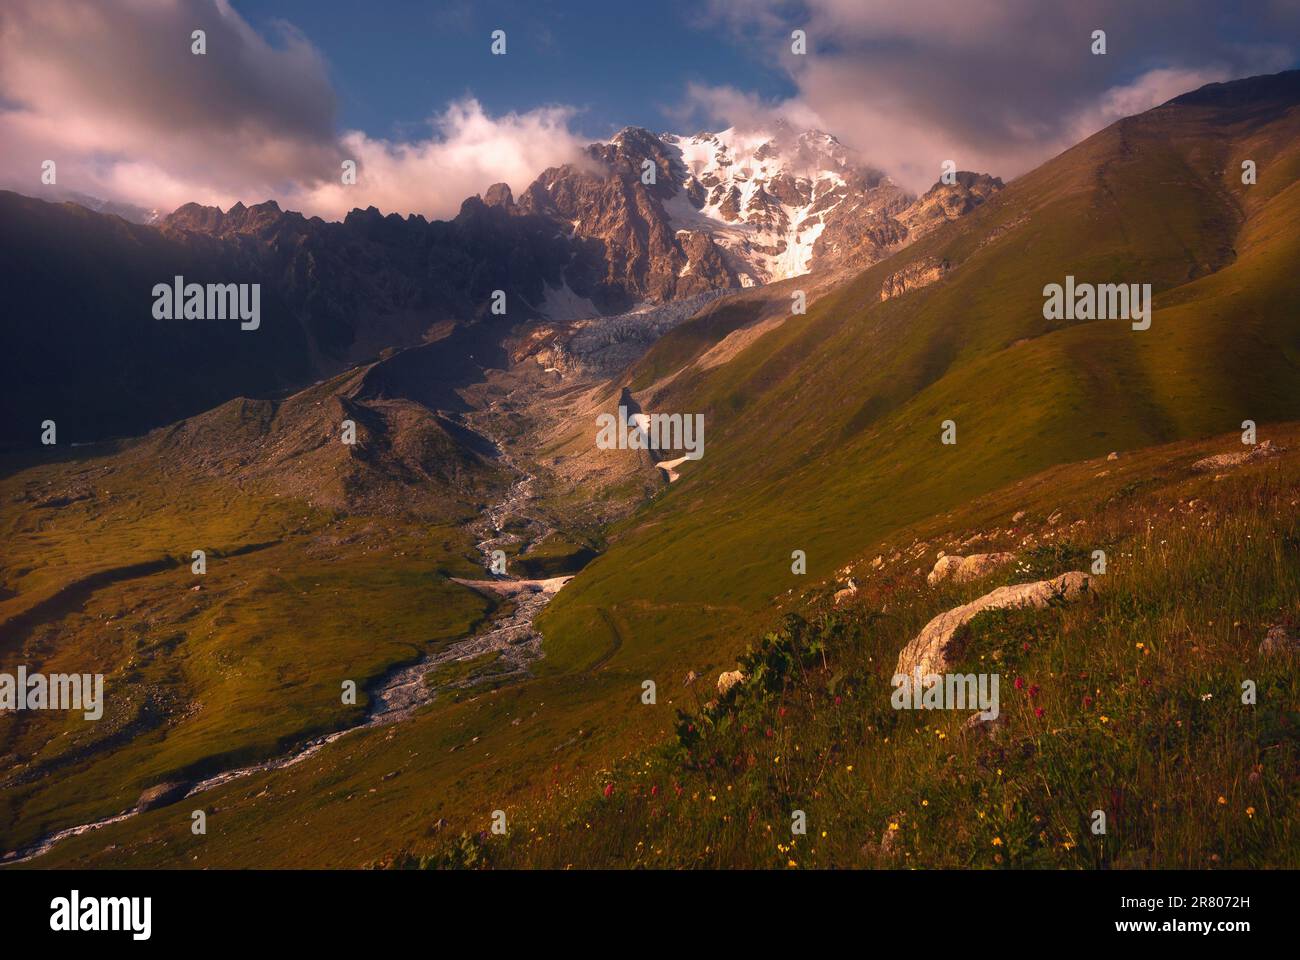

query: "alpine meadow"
xmin=0 ymin=1 xmax=1298 ymax=941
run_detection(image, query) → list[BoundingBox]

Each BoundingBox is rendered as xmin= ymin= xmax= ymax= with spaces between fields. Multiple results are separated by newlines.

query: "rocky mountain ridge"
xmin=1 ymin=123 xmax=999 ymax=448
xmin=507 ymin=122 xmax=1001 ymax=311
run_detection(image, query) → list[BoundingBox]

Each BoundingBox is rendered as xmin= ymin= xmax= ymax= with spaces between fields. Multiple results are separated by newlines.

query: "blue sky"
xmin=232 ymin=0 xmax=795 ymax=140
xmin=3 ymin=0 xmax=1297 ymax=219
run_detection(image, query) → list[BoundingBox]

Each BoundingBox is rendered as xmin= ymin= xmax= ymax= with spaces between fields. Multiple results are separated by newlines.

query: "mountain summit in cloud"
xmin=0 ymin=114 xmax=1001 ymax=447
xmin=511 ymin=123 xmax=1001 ymax=313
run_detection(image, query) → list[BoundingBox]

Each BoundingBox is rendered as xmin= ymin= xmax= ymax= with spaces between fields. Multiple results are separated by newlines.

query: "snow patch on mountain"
xmin=516 ymin=122 xmax=1001 ymax=312
xmin=655 ymin=125 xmax=907 ymax=285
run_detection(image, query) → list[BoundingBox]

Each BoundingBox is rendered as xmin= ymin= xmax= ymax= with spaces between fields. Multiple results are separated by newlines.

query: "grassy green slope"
xmin=539 ymin=73 xmax=1300 ymax=674
xmin=450 ymin=426 xmax=1300 ymax=869
xmin=27 ymin=423 xmax=1297 ymax=868
xmin=0 ymin=367 xmax=500 ymax=851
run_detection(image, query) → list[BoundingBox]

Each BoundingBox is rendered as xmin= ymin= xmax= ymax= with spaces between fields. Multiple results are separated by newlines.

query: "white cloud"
xmin=668 ymin=83 xmax=827 ymax=135
xmin=1063 ymin=66 xmax=1234 ymax=147
xmin=0 ymin=0 xmax=586 ymax=220
xmin=690 ymin=0 xmax=1299 ymax=192
xmin=302 ymin=99 xmax=588 ymax=221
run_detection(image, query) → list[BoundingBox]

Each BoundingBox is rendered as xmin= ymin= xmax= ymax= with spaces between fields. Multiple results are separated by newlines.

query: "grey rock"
xmin=897 ymin=572 xmax=1096 ymax=676
xmin=135 ymin=781 xmax=192 ymax=812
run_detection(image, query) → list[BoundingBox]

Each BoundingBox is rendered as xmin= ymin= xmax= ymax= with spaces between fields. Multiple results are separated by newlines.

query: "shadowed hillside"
xmin=0 ymin=191 xmax=569 ymax=448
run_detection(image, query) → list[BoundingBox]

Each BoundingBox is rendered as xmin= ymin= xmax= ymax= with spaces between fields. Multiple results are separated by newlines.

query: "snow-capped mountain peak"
xmin=654 ymin=125 xmax=910 ymax=284
xmin=513 ymin=123 xmax=1001 ymax=315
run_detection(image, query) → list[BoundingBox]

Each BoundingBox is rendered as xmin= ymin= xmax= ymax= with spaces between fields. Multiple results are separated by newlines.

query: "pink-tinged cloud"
xmin=690 ymin=0 xmax=1299 ymax=192
xmin=0 ymin=0 xmax=587 ymax=220
xmin=302 ymin=100 xmax=589 ymax=221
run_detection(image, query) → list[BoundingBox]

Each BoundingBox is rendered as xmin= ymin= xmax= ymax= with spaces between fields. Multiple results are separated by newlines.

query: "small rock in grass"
xmin=964 ymin=711 xmax=1005 ymax=740
xmin=1260 ymin=624 xmax=1298 ymax=656
xmin=717 ymin=669 xmax=745 ymax=695
xmin=136 ymin=781 xmax=192 ymax=812
xmin=927 ymin=552 xmax=1015 ymax=585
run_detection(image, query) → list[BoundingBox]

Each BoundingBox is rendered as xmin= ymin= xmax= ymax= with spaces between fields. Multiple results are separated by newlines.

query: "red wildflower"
xmin=1034 ymin=706 xmax=1045 ymax=719
xmin=1014 ymin=677 xmax=1025 ymax=691
xmin=603 ymin=783 xmax=614 ymax=798
xmin=1028 ymin=684 xmax=1040 ymax=698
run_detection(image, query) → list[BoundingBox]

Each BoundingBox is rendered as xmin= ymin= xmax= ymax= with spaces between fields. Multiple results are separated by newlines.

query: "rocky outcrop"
xmin=482 ymin=182 xmax=515 ymax=208
xmin=717 ymin=669 xmax=745 ymax=695
xmin=135 ymin=781 xmax=192 ymax=812
xmin=927 ymin=552 xmax=1016 ymax=584
xmin=1192 ymin=440 xmax=1280 ymax=472
xmin=897 ymin=171 xmax=1003 ymax=239
xmin=881 ymin=257 xmax=951 ymax=301
xmin=141 ymin=335 xmax=506 ymax=518
xmin=518 ymin=128 xmax=739 ymax=311
xmin=928 ymin=555 xmax=964 ymax=583
xmin=896 ymin=572 xmax=1096 ymax=676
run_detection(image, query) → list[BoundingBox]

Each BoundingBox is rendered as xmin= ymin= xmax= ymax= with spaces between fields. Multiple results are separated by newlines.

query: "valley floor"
xmin=4 ymin=420 xmax=1297 ymax=868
